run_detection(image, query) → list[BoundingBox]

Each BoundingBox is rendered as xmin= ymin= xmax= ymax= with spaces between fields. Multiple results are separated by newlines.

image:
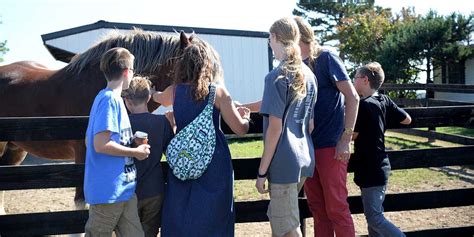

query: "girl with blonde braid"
xmin=255 ymin=17 xmax=317 ymax=237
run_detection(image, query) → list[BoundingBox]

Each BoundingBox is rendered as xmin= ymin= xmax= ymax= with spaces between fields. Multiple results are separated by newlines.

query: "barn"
xmin=41 ymin=20 xmax=272 ymax=104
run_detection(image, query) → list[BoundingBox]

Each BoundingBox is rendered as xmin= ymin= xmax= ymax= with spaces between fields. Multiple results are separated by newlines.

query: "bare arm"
xmin=309 ymin=118 xmax=314 ymax=134
xmin=93 ymin=131 xmax=150 ymax=160
xmin=401 ymin=112 xmax=412 ymax=125
xmin=216 ymin=86 xmax=250 ymax=136
xmin=335 ymin=80 xmax=360 ymax=161
xmin=152 ymin=85 xmax=175 ymax=107
xmin=239 ymin=100 xmax=262 ymax=112
xmin=255 ymin=115 xmax=282 ymax=194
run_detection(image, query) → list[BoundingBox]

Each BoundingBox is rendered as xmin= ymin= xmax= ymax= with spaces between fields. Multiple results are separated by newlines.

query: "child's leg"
xmin=114 ymin=194 xmax=145 ymax=237
xmin=361 ymin=186 xmax=405 ymax=237
xmin=85 ymin=202 xmax=124 ymax=236
xmin=267 ymin=182 xmax=301 ymax=237
xmin=137 ymin=194 xmax=164 ymax=237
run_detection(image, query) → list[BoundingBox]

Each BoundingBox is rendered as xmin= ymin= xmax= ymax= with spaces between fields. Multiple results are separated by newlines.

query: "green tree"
xmin=337 ymin=7 xmax=395 ymax=65
xmin=294 ymin=0 xmax=376 ymax=45
xmin=377 ymin=11 xmax=473 ymax=84
xmin=0 ymin=17 xmax=9 ymax=63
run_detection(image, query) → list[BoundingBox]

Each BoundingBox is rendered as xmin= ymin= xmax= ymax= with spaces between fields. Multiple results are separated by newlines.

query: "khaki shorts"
xmin=85 ymin=194 xmax=144 ymax=237
xmin=267 ymin=178 xmax=306 ymax=236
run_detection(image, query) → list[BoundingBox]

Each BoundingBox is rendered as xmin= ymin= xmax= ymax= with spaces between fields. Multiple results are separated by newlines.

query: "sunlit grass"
xmin=230 ymin=131 xmax=468 ymax=200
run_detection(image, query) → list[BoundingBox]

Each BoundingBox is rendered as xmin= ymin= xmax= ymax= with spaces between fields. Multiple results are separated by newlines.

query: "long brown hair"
xmin=173 ymin=37 xmax=223 ymax=101
xmin=294 ymin=16 xmax=322 ymax=71
xmin=270 ymin=17 xmax=306 ymax=99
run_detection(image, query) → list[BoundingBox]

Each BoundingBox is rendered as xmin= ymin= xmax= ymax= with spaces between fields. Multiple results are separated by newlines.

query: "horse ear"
xmin=179 ymin=31 xmax=190 ymax=49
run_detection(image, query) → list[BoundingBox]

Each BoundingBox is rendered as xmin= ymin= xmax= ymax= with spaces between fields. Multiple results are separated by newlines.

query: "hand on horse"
xmin=135 ymin=144 xmax=151 ymax=160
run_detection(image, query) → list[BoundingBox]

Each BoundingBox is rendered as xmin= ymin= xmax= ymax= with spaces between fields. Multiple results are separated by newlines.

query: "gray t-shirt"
xmin=260 ymin=62 xmax=317 ymax=184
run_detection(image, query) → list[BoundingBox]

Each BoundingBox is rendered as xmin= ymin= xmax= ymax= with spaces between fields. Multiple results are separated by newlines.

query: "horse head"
xmin=65 ymin=29 xmax=197 ymax=112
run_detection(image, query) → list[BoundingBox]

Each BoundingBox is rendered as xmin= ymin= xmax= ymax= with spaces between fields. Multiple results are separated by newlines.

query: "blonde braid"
xmin=270 ymin=17 xmax=306 ymax=100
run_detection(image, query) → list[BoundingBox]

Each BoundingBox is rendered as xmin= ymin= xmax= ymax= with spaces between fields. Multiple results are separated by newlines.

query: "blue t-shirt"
xmin=84 ymin=88 xmax=136 ymax=205
xmin=307 ymin=50 xmax=350 ymax=148
xmin=260 ymin=62 xmax=317 ymax=184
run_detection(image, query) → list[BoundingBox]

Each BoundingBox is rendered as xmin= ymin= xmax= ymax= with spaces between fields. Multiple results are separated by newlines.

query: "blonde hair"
xmin=357 ymin=62 xmax=385 ymax=90
xmin=270 ymin=17 xmax=306 ymax=99
xmin=293 ymin=16 xmax=322 ymax=70
xmin=174 ymin=37 xmax=223 ymax=101
xmin=122 ymin=76 xmax=151 ymax=105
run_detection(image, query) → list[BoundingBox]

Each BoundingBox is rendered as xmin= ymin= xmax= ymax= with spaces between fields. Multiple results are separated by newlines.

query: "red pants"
xmin=304 ymin=147 xmax=355 ymax=237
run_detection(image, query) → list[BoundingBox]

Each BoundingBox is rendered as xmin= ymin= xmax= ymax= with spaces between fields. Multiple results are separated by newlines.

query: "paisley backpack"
xmin=166 ymin=84 xmax=217 ymax=181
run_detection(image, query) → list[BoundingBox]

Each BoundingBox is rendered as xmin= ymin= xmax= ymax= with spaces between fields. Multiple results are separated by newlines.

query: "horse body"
xmin=0 ymin=29 xmax=193 ymax=212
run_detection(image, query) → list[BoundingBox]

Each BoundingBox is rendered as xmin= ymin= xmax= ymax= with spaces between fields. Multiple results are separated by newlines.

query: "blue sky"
xmin=1 ymin=0 xmax=473 ymax=69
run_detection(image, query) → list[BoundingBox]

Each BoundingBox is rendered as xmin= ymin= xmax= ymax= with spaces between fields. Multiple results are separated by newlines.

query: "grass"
xmin=228 ymin=138 xmax=263 ymax=158
xmin=230 ymin=130 xmax=470 ymax=200
xmin=434 ymin=127 xmax=474 ymax=138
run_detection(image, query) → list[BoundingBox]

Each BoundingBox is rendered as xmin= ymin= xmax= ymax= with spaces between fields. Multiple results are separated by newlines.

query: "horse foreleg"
xmin=73 ymin=140 xmax=87 ymax=210
xmin=0 ymin=142 xmax=28 ymax=166
xmin=0 ymin=142 xmax=28 ymax=215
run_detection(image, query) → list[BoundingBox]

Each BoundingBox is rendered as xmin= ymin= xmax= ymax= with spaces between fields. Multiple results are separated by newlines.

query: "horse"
xmin=0 ymin=29 xmax=201 ymax=213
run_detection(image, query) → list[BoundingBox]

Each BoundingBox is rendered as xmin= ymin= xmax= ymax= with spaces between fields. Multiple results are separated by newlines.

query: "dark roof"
xmin=42 ymin=20 xmax=270 ymax=63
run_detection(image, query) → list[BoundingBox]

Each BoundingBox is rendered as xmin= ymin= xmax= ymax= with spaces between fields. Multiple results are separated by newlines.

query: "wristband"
xmin=257 ymin=171 xmax=268 ymax=178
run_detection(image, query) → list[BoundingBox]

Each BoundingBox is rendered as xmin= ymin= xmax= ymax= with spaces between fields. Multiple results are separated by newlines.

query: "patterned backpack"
xmin=166 ymin=84 xmax=217 ymax=181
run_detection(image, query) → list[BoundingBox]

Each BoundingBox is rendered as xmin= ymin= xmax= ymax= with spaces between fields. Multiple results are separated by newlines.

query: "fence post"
xmin=299 ymin=187 xmax=306 ymax=237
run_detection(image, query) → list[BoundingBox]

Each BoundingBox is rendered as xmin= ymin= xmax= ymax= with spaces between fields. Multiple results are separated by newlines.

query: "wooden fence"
xmin=0 ymin=105 xmax=474 ymax=236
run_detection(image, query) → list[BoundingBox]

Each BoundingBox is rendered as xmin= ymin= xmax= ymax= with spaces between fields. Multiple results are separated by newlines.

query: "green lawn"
xmin=435 ymin=127 xmax=474 ymax=138
xmin=230 ymin=131 xmax=468 ymax=200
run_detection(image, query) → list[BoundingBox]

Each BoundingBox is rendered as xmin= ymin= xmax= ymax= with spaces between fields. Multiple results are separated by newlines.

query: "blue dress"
xmin=161 ymin=84 xmax=235 ymax=237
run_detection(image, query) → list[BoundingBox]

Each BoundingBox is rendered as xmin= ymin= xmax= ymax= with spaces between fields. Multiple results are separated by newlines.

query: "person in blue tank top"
xmin=152 ymin=36 xmax=251 ymax=237
xmin=84 ymin=47 xmax=151 ymax=236
xmin=294 ymin=17 xmax=360 ymax=237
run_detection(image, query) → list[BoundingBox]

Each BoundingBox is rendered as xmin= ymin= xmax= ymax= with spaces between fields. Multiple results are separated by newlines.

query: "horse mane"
xmin=66 ymin=28 xmax=182 ymax=74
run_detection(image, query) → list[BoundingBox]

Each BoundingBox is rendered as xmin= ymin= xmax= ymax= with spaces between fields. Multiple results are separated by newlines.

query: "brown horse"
xmin=0 ymin=29 xmax=198 ymax=212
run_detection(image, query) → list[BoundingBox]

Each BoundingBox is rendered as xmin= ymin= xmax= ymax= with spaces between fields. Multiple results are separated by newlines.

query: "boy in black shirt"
xmin=352 ymin=62 xmax=411 ymax=237
xmin=122 ymin=77 xmax=174 ymax=237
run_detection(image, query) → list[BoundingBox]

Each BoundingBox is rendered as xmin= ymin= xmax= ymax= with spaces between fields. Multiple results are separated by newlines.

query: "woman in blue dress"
xmin=152 ymin=36 xmax=251 ymax=237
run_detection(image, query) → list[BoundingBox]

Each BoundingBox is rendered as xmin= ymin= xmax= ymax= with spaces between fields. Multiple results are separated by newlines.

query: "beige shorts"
xmin=267 ymin=178 xmax=306 ymax=236
xmin=85 ymin=194 xmax=144 ymax=237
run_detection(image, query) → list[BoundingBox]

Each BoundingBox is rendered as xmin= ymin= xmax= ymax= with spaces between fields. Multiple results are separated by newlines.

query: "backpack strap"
xmin=207 ymin=83 xmax=217 ymax=106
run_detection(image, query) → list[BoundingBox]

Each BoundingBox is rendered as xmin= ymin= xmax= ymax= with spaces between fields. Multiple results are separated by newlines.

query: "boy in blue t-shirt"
xmin=352 ymin=62 xmax=411 ymax=237
xmin=122 ymin=76 xmax=174 ymax=237
xmin=84 ymin=47 xmax=150 ymax=236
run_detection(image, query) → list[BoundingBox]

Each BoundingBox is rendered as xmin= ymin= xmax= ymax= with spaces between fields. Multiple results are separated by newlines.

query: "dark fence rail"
xmin=1 ymin=106 xmax=474 ymax=141
xmin=0 ymin=105 xmax=473 ymax=236
xmin=381 ymin=83 xmax=474 ymax=93
xmin=392 ymin=98 xmax=474 ymax=107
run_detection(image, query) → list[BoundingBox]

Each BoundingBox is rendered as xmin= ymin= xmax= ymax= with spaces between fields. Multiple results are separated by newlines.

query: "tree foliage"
xmin=377 ymin=11 xmax=473 ymax=85
xmin=294 ymin=3 xmax=473 ymax=99
xmin=294 ymin=0 xmax=376 ymax=45
xmin=0 ymin=17 xmax=8 ymax=63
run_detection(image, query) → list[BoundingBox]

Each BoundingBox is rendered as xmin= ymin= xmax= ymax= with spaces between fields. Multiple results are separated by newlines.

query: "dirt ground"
xmin=3 ymin=155 xmax=473 ymax=236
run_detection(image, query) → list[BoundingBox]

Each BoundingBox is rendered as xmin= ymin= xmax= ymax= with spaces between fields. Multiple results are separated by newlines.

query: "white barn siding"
xmin=46 ymin=29 xmax=111 ymax=54
xmin=434 ymin=58 xmax=474 ymax=102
